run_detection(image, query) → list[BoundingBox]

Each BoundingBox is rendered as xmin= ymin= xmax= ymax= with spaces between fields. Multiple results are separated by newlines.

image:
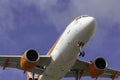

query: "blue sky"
xmin=0 ymin=0 xmax=120 ymax=80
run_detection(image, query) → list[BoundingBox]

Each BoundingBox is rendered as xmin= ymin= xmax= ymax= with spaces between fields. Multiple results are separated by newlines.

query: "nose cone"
xmin=82 ymin=16 xmax=96 ymax=36
xmin=78 ymin=16 xmax=96 ymax=43
xmin=85 ymin=17 xmax=96 ymax=32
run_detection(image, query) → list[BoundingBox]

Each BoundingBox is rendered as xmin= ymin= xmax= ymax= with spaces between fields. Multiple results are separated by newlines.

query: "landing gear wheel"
xmin=82 ymin=51 xmax=85 ymax=57
xmin=77 ymin=42 xmax=85 ymax=57
xmin=79 ymin=51 xmax=85 ymax=57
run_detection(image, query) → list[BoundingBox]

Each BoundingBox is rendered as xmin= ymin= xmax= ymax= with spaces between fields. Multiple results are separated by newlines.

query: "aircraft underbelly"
xmin=39 ymin=21 xmax=93 ymax=80
xmin=39 ymin=40 xmax=80 ymax=80
xmin=40 ymin=51 xmax=78 ymax=80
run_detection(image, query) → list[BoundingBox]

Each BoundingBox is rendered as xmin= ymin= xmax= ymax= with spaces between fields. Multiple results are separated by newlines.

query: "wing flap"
xmin=0 ymin=55 xmax=52 ymax=74
xmin=0 ymin=55 xmax=21 ymax=62
xmin=65 ymin=59 xmax=120 ymax=79
xmin=106 ymin=68 xmax=120 ymax=76
xmin=65 ymin=71 xmax=118 ymax=79
xmin=0 ymin=61 xmax=20 ymax=69
xmin=71 ymin=59 xmax=89 ymax=70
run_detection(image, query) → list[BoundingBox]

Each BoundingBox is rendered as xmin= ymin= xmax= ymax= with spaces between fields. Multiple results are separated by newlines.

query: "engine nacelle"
xmin=20 ymin=49 xmax=39 ymax=71
xmin=88 ymin=57 xmax=108 ymax=78
xmin=94 ymin=57 xmax=108 ymax=70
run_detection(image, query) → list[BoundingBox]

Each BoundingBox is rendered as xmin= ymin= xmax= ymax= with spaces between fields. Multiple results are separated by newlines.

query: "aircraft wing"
xmin=0 ymin=55 xmax=52 ymax=74
xmin=65 ymin=59 xmax=120 ymax=79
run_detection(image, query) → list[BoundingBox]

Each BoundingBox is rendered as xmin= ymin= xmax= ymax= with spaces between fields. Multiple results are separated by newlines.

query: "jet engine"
xmin=20 ymin=49 xmax=39 ymax=71
xmin=88 ymin=57 xmax=108 ymax=78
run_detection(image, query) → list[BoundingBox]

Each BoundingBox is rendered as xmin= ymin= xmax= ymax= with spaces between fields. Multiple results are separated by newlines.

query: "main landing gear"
xmin=71 ymin=70 xmax=84 ymax=80
xmin=77 ymin=42 xmax=85 ymax=57
xmin=29 ymin=73 xmax=38 ymax=80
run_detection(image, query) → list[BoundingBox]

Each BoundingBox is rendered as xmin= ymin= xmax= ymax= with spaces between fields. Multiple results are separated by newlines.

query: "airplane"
xmin=0 ymin=15 xmax=120 ymax=80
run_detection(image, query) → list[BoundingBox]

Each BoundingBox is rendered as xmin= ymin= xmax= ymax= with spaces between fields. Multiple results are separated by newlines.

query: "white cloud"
xmin=1 ymin=0 xmax=120 ymax=32
xmin=1 ymin=0 xmax=120 ymax=33
xmin=0 ymin=0 xmax=120 ymax=80
xmin=0 ymin=0 xmax=17 ymax=52
xmin=0 ymin=0 xmax=120 ymax=53
xmin=28 ymin=0 xmax=120 ymax=33
xmin=18 ymin=0 xmax=72 ymax=32
xmin=0 ymin=1 xmax=15 ymax=32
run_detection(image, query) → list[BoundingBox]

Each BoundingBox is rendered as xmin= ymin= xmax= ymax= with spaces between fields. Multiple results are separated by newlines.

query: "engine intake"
xmin=20 ymin=49 xmax=40 ymax=71
xmin=88 ymin=57 xmax=108 ymax=78
xmin=26 ymin=49 xmax=39 ymax=62
xmin=94 ymin=57 xmax=108 ymax=70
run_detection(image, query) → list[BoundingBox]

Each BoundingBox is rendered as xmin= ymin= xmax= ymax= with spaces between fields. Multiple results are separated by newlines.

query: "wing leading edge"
xmin=0 ymin=55 xmax=52 ymax=74
xmin=0 ymin=55 xmax=120 ymax=80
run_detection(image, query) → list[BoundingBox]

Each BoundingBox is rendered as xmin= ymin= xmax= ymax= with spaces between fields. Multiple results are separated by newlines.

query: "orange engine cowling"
xmin=20 ymin=49 xmax=39 ymax=71
xmin=88 ymin=57 xmax=108 ymax=78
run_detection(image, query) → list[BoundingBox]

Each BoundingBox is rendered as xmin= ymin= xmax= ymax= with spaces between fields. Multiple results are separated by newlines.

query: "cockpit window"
xmin=75 ymin=15 xmax=89 ymax=21
xmin=81 ymin=15 xmax=89 ymax=17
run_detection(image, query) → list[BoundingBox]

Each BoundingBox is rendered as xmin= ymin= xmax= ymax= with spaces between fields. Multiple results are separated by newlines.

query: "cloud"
xmin=25 ymin=0 xmax=120 ymax=33
xmin=0 ymin=0 xmax=120 ymax=80
xmin=0 ymin=0 xmax=15 ymax=32
xmin=33 ymin=0 xmax=120 ymax=62
xmin=0 ymin=0 xmax=60 ymax=54
xmin=1 ymin=0 xmax=120 ymax=33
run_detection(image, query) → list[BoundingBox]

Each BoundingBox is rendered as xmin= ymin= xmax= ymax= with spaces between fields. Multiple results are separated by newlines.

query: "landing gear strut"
xmin=75 ymin=70 xmax=80 ymax=80
xmin=30 ymin=73 xmax=38 ymax=80
xmin=72 ymin=70 xmax=84 ymax=80
xmin=32 ymin=73 xmax=35 ymax=80
xmin=77 ymin=42 xmax=85 ymax=57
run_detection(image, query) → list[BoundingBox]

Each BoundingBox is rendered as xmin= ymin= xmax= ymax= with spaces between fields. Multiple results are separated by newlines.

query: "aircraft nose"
xmin=85 ymin=16 xmax=96 ymax=32
xmin=78 ymin=16 xmax=96 ymax=43
xmin=83 ymin=16 xmax=96 ymax=35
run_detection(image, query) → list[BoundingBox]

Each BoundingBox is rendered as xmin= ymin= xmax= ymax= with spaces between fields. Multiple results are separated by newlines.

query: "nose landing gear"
xmin=77 ymin=42 xmax=85 ymax=57
xmin=79 ymin=51 xmax=85 ymax=57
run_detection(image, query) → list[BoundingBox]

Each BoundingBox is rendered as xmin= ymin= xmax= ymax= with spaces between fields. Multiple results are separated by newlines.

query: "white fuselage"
xmin=39 ymin=16 xmax=96 ymax=80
